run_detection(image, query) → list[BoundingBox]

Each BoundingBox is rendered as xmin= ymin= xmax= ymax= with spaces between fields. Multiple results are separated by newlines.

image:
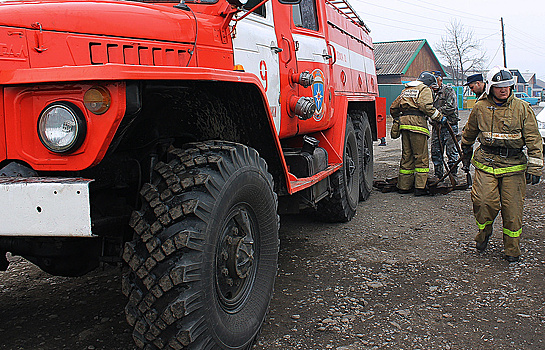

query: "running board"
xmin=288 ymin=163 xmax=342 ymax=194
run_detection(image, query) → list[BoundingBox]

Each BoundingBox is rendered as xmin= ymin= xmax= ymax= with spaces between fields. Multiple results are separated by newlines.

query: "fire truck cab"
xmin=0 ymin=0 xmax=385 ymax=348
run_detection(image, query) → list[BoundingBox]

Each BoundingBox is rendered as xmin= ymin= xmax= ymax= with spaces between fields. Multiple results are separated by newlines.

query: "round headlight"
xmin=83 ymin=86 xmax=111 ymax=115
xmin=38 ymin=103 xmax=86 ymax=153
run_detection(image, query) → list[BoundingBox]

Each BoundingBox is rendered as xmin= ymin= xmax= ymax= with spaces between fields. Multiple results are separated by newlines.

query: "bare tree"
xmin=435 ymin=19 xmax=487 ymax=86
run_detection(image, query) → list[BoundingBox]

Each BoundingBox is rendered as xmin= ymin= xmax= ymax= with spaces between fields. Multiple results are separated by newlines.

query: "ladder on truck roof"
xmin=325 ymin=0 xmax=370 ymax=33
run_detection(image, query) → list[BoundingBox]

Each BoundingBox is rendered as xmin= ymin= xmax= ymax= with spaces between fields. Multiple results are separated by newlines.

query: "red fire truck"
xmin=0 ymin=0 xmax=385 ymax=348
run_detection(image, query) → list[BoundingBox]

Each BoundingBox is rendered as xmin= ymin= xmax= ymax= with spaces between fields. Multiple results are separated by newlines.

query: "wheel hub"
xmin=346 ymin=147 xmax=356 ymax=179
xmin=227 ymin=235 xmax=254 ymax=279
xmin=216 ymin=207 xmax=257 ymax=312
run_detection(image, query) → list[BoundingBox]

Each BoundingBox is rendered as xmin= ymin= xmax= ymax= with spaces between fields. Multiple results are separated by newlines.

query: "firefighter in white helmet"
xmin=461 ymin=66 xmax=543 ymax=262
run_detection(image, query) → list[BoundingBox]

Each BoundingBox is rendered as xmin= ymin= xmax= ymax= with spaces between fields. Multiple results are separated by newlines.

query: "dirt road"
xmin=1 ymin=109 xmax=544 ymax=350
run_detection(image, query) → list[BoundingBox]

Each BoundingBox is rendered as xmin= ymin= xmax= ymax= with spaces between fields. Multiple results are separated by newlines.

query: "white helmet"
xmin=486 ymin=66 xmax=515 ymax=95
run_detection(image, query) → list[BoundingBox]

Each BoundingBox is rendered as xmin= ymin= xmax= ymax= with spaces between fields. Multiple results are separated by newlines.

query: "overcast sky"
xmin=350 ymin=0 xmax=545 ymax=81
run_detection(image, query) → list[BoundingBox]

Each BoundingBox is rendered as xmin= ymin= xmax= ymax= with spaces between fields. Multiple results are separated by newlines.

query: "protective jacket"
xmin=433 ymin=84 xmax=459 ymax=124
xmin=461 ymin=92 xmax=543 ymax=177
xmin=390 ymin=81 xmax=442 ymax=136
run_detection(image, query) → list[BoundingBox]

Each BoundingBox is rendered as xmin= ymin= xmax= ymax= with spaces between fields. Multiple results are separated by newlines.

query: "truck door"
xmin=232 ymin=2 xmax=282 ymax=134
xmin=291 ymin=0 xmax=331 ymax=133
xmin=272 ymin=0 xmax=331 ymax=138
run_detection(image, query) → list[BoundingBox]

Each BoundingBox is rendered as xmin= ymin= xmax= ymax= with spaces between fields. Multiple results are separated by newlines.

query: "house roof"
xmin=373 ymin=39 xmax=445 ymax=76
xmin=521 ymin=72 xmax=535 ymax=82
xmin=509 ymin=69 xmax=526 ymax=84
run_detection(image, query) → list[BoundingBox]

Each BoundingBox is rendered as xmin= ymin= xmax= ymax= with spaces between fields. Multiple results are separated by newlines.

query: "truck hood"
xmin=0 ymin=0 xmax=196 ymax=43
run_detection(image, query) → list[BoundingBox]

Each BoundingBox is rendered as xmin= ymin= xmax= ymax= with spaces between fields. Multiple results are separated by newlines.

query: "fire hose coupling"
xmin=290 ymin=71 xmax=315 ymax=88
xmin=289 ymin=95 xmax=316 ymax=120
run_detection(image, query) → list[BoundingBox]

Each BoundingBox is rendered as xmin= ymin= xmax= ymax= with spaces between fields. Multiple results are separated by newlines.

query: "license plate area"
xmin=0 ymin=177 xmax=93 ymax=237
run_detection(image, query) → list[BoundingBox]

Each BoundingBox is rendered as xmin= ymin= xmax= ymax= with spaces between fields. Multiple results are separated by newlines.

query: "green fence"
xmin=379 ymin=84 xmax=466 ymax=115
xmin=452 ymin=86 xmax=464 ymax=110
xmin=378 ymin=84 xmax=404 ymax=116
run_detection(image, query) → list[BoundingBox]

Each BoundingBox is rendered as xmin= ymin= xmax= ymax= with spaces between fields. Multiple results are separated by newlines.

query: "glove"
xmin=390 ymin=120 xmax=401 ymax=139
xmin=526 ymin=173 xmax=540 ymax=185
xmin=461 ymin=144 xmax=473 ymax=172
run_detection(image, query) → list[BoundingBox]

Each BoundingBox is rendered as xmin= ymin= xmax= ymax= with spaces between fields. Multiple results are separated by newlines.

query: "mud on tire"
xmin=122 ymin=141 xmax=279 ymax=349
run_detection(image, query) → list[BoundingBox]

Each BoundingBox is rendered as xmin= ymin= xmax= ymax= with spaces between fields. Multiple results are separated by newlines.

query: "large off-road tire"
xmin=316 ymin=117 xmax=360 ymax=222
xmin=122 ymin=141 xmax=279 ymax=350
xmin=352 ymin=112 xmax=373 ymax=201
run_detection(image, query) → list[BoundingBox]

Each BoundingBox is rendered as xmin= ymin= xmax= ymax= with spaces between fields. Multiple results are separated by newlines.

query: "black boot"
xmin=504 ymin=255 xmax=520 ymax=263
xmin=476 ymin=234 xmax=491 ymax=252
xmin=414 ymin=188 xmax=428 ymax=196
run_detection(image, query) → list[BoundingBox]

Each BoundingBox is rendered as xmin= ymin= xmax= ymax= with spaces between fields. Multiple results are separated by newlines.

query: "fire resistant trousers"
xmin=398 ymin=130 xmax=429 ymax=190
xmin=471 ymin=169 xmax=526 ymax=257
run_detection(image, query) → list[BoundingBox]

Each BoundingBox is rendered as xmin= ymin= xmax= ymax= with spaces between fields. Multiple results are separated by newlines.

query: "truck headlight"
xmin=38 ymin=103 xmax=86 ymax=153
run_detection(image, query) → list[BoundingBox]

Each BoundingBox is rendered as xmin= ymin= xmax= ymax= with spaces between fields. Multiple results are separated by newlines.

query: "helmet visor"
xmin=491 ymin=80 xmax=514 ymax=88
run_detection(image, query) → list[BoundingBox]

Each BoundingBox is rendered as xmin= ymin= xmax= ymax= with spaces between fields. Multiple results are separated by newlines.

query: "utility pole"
xmin=501 ymin=17 xmax=507 ymax=67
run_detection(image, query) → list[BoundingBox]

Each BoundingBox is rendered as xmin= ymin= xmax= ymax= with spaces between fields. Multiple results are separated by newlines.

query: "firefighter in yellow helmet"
xmin=461 ymin=66 xmax=543 ymax=262
xmin=390 ymin=71 xmax=443 ymax=196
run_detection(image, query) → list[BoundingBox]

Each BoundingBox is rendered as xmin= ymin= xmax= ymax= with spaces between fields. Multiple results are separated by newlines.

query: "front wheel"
xmin=122 ymin=141 xmax=279 ymax=349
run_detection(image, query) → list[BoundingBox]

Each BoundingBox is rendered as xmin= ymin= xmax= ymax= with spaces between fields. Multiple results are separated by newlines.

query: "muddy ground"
xmin=1 ymin=109 xmax=544 ymax=350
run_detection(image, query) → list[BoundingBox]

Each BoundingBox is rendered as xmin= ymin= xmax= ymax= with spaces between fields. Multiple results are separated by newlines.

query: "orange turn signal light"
xmin=83 ymin=86 xmax=111 ymax=115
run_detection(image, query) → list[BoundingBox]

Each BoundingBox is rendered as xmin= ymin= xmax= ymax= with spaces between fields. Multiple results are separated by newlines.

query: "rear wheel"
xmin=353 ymin=112 xmax=373 ymax=201
xmin=122 ymin=141 xmax=279 ymax=349
xmin=316 ymin=117 xmax=360 ymax=222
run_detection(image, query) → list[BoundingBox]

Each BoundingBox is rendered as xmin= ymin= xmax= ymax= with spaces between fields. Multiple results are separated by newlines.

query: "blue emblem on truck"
xmin=312 ymin=69 xmax=325 ymax=121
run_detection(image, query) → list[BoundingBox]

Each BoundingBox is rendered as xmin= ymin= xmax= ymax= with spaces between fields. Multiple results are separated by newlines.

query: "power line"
xmin=391 ymin=0 xmax=499 ymax=27
xmin=364 ymin=19 xmax=443 ymax=37
xmin=506 ymin=35 xmax=545 ymax=55
xmin=354 ymin=1 xmax=447 ymax=24
xmin=507 ymin=25 xmax=545 ymax=47
xmin=480 ymin=31 xmax=500 ymax=41
xmin=507 ymin=27 xmax=545 ymax=52
xmin=399 ymin=0 xmax=499 ymax=25
xmin=506 ymin=40 xmax=545 ymax=58
xmin=487 ymin=43 xmax=503 ymax=66
xmin=361 ymin=12 xmax=446 ymax=33
xmin=353 ymin=0 xmax=499 ymax=37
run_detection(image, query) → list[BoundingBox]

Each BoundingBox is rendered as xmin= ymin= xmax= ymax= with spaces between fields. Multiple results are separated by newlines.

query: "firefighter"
xmin=461 ymin=66 xmax=543 ymax=262
xmin=431 ymin=74 xmax=460 ymax=181
xmin=390 ymin=71 xmax=443 ymax=196
xmin=464 ymin=73 xmax=487 ymax=100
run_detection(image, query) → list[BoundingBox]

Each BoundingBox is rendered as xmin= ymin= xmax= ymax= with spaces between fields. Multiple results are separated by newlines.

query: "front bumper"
xmin=0 ymin=177 xmax=93 ymax=237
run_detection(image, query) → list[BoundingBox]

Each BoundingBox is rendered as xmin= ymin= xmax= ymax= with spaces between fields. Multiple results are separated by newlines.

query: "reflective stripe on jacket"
xmin=461 ymin=92 xmax=543 ymax=177
xmin=390 ymin=81 xmax=442 ymax=136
